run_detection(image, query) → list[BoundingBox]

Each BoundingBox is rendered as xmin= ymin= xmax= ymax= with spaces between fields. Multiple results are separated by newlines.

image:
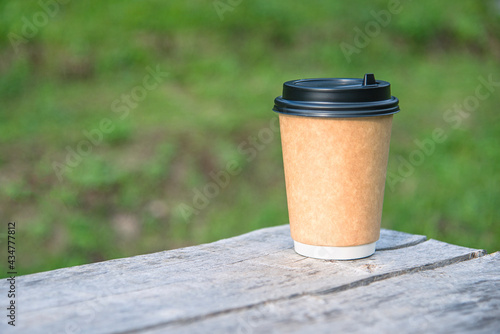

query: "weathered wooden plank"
xmin=1 ymin=226 xmax=481 ymax=334
xmin=9 ymin=226 xmax=424 ymax=313
xmin=166 ymin=252 xmax=500 ymax=334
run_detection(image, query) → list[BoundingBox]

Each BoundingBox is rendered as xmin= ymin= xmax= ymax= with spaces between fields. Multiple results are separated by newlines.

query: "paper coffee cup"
xmin=273 ymin=74 xmax=400 ymax=260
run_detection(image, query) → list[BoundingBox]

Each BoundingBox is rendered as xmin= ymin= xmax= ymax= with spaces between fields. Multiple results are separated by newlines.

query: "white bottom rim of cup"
xmin=293 ymin=240 xmax=376 ymax=260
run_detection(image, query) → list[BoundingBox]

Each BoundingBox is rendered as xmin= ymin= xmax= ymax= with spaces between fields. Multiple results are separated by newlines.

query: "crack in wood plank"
xmin=375 ymin=236 xmax=427 ymax=251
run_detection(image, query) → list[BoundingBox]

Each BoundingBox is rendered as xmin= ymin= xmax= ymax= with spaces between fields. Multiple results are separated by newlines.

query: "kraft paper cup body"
xmin=279 ymin=114 xmax=393 ymax=259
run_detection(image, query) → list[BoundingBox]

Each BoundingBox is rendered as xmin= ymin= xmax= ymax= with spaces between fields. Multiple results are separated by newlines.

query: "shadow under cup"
xmin=273 ymin=74 xmax=400 ymax=260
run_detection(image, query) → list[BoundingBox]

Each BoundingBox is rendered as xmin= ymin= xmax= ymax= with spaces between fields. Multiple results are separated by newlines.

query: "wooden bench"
xmin=3 ymin=225 xmax=499 ymax=333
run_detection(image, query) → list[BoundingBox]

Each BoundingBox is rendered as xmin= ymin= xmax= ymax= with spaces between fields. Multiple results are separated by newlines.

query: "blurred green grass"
xmin=0 ymin=0 xmax=499 ymax=276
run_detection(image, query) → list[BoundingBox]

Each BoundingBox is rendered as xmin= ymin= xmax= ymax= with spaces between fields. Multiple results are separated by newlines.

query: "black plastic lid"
xmin=273 ymin=74 xmax=400 ymax=118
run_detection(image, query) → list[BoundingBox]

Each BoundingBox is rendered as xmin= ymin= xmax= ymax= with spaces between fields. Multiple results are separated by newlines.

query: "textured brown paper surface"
xmin=279 ymin=114 xmax=393 ymax=247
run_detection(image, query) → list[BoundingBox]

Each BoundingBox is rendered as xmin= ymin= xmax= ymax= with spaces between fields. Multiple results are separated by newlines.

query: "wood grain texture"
xmin=166 ymin=252 xmax=500 ymax=334
xmin=0 ymin=225 xmax=490 ymax=334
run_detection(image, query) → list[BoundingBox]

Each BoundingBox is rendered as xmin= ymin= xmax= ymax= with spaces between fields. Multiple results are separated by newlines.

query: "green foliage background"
xmin=0 ymin=0 xmax=499 ymax=276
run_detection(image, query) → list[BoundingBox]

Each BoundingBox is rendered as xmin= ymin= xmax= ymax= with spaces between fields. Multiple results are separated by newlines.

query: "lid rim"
xmin=273 ymin=106 xmax=400 ymax=118
xmin=274 ymin=96 xmax=399 ymax=108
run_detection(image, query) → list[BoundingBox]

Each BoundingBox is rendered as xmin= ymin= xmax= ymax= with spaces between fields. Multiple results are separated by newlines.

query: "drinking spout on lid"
xmin=362 ymin=73 xmax=377 ymax=86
